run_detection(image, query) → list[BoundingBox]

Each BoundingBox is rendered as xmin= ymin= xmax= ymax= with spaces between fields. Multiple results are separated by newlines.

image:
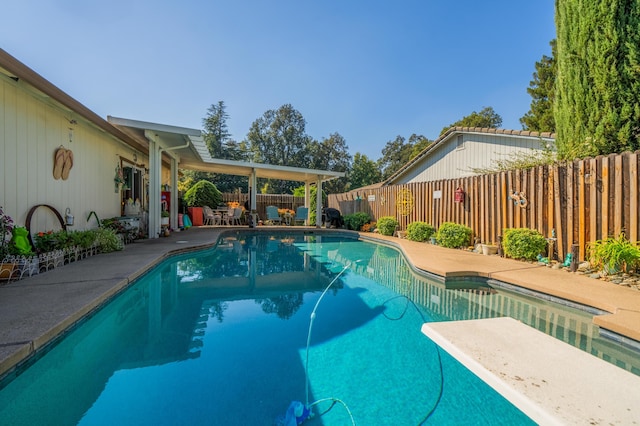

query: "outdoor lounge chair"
xmin=266 ymin=206 xmax=282 ymax=225
xmin=293 ymin=207 xmax=308 ymax=225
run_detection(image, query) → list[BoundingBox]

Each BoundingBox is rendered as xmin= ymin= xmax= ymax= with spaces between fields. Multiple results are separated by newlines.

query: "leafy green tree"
xmin=349 ymin=153 xmax=382 ymax=189
xmin=408 ymin=133 xmax=432 ymax=160
xmin=378 ymin=135 xmax=415 ymax=180
xmin=555 ymin=0 xmax=640 ymax=159
xmin=521 ymin=39 xmax=556 ymax=133
xmin=440 ymin=106 xmax=502 ymax=135
xmin=247 ymin=104 xmax=312 ymax=193
xmin=308 ymin=132 xmax=352 ymax=194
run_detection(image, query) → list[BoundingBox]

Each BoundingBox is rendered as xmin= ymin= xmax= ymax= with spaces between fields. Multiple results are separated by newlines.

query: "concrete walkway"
xmin=1 ymin=227 xmax=640 ymax=424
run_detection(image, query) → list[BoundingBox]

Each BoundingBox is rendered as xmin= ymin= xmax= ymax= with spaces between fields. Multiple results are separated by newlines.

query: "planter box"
xmin=482 ymin=244 xmax=499 ymax=256
xmin=188 ymin=207 xmax=203 ymax=226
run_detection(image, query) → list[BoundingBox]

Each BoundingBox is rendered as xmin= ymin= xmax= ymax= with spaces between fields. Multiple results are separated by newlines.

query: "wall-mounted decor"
xmin=53 ymin=146 xmax=73 ymax=180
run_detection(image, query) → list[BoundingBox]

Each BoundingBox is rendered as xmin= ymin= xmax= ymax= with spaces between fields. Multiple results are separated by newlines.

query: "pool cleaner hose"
xmin=282 ymin=260 xmax=358 ymax=425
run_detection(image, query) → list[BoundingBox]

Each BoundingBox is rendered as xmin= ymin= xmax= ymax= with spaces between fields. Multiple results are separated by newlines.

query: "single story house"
xmin=384 ymin=127 xmax=556 ymax=185
xmin=0 ymin=48 xmax=343 ymax=239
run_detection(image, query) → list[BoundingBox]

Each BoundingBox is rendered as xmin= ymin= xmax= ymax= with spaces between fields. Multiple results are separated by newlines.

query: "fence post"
xmin=570 ymin=244 xmax=579 ymax=272
xmin=497 ymin=235 xmax=503 ymax=257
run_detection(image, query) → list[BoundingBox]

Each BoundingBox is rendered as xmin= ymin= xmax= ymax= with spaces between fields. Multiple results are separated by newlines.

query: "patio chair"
xmin=229 ymin=207 xmax=243 ymax=226
xmin=293 ymin=207 xmax=308 ymax=225
xmin=202 ymin=206 xmax=218 ymax=225
xmin=266 ymin=206 xmax=282 ymax=225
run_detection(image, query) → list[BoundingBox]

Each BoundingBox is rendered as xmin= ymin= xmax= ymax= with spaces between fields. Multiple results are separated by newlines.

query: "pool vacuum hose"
xmin=282 ymin=260 xmax=358 ymax=426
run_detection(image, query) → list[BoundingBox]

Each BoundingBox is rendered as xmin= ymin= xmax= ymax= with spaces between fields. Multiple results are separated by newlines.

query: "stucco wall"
xmin=0 ymin=75 xmax=138 ymax=233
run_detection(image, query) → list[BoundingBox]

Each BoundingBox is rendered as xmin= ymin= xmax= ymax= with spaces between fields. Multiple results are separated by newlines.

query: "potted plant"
xmin=161 ymin=210 xmax=170 ymax=226
xmin=481 ymin=243 xmax=499 ymax=256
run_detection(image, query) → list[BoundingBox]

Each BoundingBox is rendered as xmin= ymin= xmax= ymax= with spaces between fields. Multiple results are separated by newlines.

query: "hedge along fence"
xmin=328 ymin=151 xmax=640 ymax=263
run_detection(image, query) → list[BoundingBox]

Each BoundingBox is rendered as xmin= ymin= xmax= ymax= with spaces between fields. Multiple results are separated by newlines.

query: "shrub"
xmin=94 ymin=228 xmax=123 ymax=253
xmin=343 ymin=212 xmax=371 ymax=231
xmin=587 ymin=233 xmax=640 ymax=273
xmin=70 ymin=230 xmax=97 ymax=249
xmin=406 ymin=221 xmax=436 ymax=242
xmin=183 ymin=180 xmax=222 ymax=208
xmin=502 ymin=228 xmax=547 ymax=261
xmin=377 ymin=216 xmax=399 ymax=236
xmin=435 ymin=222 xmax=472 ymax=248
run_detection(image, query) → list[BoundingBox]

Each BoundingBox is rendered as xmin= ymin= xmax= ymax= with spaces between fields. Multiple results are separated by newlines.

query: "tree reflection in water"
xmin=179 ymin=233 xmax=346 ymax=322
xmin=256 ymin=293 xmax=304 ymax=319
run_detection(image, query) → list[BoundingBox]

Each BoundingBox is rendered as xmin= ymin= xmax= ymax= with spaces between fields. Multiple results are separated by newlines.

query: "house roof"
xmin=108 ymin=116 xmax=345 ymax=184
xmin=383 ymin=126 xmax=556 ymax=185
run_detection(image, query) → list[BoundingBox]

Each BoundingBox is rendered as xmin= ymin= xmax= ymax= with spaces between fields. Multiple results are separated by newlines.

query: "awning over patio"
xmin=108 ymin=116 xmax=345 ymax=238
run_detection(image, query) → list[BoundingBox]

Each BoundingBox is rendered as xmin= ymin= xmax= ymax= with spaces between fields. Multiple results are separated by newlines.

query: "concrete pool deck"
xmin=1 ymin=227 xmax=640 ymax=424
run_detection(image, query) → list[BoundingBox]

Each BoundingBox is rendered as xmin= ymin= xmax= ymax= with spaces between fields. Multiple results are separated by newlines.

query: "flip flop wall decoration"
xmin=61 ymin=149 xmax=73 ymax=180
xmin=53 ymin=147 xmax=74 ymax=180
xmin=53 ymin=146 xmax=65 ymax=180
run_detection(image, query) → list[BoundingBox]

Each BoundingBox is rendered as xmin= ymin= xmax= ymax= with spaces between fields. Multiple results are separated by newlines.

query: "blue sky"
xmin=2 ymin=0 xmax=555 ymax=159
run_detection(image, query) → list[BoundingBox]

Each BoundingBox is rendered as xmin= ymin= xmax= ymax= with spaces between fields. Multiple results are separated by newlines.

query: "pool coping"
xmin=359 ymin=233 xmax=640 ymax=344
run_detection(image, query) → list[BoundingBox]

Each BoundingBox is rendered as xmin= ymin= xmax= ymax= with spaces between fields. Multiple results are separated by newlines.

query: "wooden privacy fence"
xmin=328 ymin=151 xmax=640 ymax=262
xmin=221 ymin=193 xmax=305 ymax=220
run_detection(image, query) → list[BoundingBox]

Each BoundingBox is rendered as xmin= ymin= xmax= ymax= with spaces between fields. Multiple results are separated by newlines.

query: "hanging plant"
xmin=114 ymin=164 xmax=125 ymax=192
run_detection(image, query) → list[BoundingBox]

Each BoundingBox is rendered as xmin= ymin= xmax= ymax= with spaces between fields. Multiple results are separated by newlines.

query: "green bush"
xmin=502 ymin=228 xmax=547 ymax=261
xmin=377 ymin=216 xmax=399 ymax=236
xmin=183 ymin=180 xmax=222 ymax=208
xmin=435 ymin=222 xmax=472 ymax=248
xmin=406 ymin=221 xmax=436 ymax=242
xmin=343 ymin=212 xmax=371 ymax=231
xmin=587 ymin=233 xmax=640 ymax=273
xmin=94 ymin=228 xmax=123 ymax=253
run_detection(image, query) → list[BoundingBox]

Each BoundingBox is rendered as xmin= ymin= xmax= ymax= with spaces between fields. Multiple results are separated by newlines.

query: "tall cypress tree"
xmin=555 ymin=0 xmax=640 ymax=159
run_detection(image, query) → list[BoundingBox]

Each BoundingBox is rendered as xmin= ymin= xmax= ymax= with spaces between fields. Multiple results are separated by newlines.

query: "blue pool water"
xmin=3 ymin=231 xmax=633 ymax=425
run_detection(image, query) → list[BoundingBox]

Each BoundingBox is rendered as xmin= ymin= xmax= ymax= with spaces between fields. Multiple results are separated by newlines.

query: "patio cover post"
xmin=170 ymin=157 xmax=178 ymax=231
xmin=315 ymin=177 xmax=322 ymax=228
xmin=304 ymin=183 xmax=311 ymax=224
xmin=250 ymin=169 xmax=257 ymax=225
xmin=145 ymin=130 xmax=161 ymax=238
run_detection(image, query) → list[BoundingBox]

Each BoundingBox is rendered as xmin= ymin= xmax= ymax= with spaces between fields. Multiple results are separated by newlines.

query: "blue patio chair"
xmin=266 ymin=206 xmax=282 ymax=225
xmin=293 ymin=207 xmax=308 ymax=225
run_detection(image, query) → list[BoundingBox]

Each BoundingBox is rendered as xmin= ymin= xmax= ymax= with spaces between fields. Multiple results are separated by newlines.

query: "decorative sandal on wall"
xmin=61 ymin=149 xmax=74 ymax=180
xmin=53 ymin=146 xmax=65 ymax=180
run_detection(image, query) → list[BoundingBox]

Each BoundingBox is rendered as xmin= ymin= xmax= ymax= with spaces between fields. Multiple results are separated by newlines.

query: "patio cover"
xmin=107 ymin=116 xmax=345 ymax=237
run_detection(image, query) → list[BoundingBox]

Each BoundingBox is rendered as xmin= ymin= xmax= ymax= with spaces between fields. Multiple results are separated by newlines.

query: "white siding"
xmin=396 ymin=132 xmax=550 ymax=184
xmin=0 ymin=75 xmax=142 ymax=233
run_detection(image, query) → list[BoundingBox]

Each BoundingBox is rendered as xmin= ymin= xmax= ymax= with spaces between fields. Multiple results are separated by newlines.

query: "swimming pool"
xmin=0 ymin=232 xmax=636 ymax=424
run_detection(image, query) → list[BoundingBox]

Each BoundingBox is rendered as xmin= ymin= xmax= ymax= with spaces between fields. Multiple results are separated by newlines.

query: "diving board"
xmin=422 ymin=317 xmax=640 ymax=425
